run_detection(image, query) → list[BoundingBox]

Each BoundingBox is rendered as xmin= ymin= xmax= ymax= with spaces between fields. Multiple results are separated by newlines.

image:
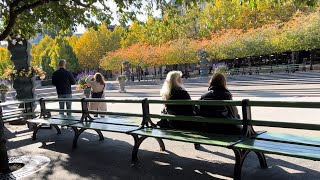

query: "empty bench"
xmin=28 ymin=98 xmax=165 ymax=150
xmin=1 ymin=99 xmax=39 ymax=125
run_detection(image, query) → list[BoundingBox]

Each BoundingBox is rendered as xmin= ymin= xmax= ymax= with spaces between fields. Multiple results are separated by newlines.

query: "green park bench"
xmin=24 ymin=98 xmax=320 ymax=179
xmin=27 ymin=98 xmax=165 ymax=149
xmin=1 ymin=99 xmax=39 ymax=124
xmin=27 ymin=98 xmax=85 ymax=140
xmin=129 ymin=99 xmax=320 ymax=180
xmin=287 ymin=63 xmax=306 ymax=73
xmin=229 ymin=68 xmax=240 ymax=76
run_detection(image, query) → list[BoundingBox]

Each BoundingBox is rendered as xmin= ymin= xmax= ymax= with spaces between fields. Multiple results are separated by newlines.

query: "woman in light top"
xmin=85 ymin=73 xmax=107 ymax=117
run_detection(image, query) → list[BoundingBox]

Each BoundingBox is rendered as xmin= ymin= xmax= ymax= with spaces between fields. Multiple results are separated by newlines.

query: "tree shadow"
xmin=5 ymin=126 xmax=320 ymax=180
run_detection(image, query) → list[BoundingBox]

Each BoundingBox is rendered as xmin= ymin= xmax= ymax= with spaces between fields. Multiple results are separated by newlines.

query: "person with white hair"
xmin=158 ymin=71 xmax=196 ymax=129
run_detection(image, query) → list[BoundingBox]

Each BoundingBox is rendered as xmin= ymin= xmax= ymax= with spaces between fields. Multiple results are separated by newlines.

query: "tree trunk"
xmin=0 ymin=107 xmax=9 ymax=173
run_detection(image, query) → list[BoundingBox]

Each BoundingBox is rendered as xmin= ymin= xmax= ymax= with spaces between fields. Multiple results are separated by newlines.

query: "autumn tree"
xmin=0 ymin=47 xmax=11 ymax=74
xmin=31 ymin=35 xmax=53 ymax=65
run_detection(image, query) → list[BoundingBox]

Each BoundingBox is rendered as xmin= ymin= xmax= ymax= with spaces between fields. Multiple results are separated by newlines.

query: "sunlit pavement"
xmin=4 ymin=72 xmax=320 ymax=180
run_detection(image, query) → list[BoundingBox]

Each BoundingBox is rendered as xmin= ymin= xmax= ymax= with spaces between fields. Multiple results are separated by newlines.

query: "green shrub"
xmin=214 ymin=66 xmax=228 ymax=74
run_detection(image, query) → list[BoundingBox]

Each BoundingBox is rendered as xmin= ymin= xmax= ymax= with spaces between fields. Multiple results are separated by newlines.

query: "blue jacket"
xmin=52 ymin=68 xmax=76 ymax=95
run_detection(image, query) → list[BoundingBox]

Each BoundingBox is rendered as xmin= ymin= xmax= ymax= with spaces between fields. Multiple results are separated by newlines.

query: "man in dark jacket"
xmin=52 ymin=59 xmax=76 ymax=115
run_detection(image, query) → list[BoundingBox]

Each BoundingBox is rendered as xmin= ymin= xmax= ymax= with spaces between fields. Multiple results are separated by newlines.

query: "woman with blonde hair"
xmin=198 ymin=73 xmax=242 ymax=134
xmin=158 ymin=71 xmax=195 ymax=129
xmin=85 ymin=73 xmax=107 ymax=117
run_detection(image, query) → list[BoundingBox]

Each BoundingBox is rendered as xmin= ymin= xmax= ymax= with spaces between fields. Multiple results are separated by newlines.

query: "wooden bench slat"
xmin=2 ymin=111 xmax=25 ymax=116
xmin=248 ymin=101 xmax=320 ymax=108
xmin=255 ymin=132 xmax=320 ymax=147
xmin=3 ymin=117 xmax=26 ymax=123
xmin=28 ymin=118 xmax=79 ymax=126
xmin=70 ymin=122 xmax=139 ymax=133
xmin=148 ymin=100 xmax=242 ymax=106
xmin=234 ymin=139 xmax=320 ymax=161
xmin=149 ymin=114 xmax=242 ymax=125
xmin=249 ymin=120 xmax=320 ymax=131
xmin=93 ymin=116 xmax=140 ymax=126
xmin=45 ymin=109 xmax=83 ymax=113
xmin=131 ymin=128 xmax=241 ymax=147
xmin=87 ymin=111 xmax=144 ymax=117
xmin=50 ymin=115 xmax=82 ymax=121
xmin=2 ymin=112 xmax=38 ymax=120
xmin=0 ymin=99 xmax=37 ymax=106
xmin=3 ymin=108 xmax=25 ymax=113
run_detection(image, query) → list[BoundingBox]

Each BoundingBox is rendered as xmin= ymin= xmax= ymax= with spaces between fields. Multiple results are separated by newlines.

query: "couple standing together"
xmin=159 ymin=71 xmax=242 ymax=134
xmin=52 ymin=59 xmax=106 ymax=116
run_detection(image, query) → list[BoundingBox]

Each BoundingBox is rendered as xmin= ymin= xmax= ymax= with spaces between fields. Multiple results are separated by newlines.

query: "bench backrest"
xmin=39 ymin=98 xmax=145 ymax=125
xmin=246 ymin=100 xmax=320 ymax=131
xmin=37 ymin=98 xmax=320 ymax=136
xmin=0 ymin=99 xmax=39 ymax=123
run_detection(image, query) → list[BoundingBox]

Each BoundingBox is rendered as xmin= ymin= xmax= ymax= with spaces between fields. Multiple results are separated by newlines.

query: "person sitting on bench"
xmin=198 ymin=73 xmax=242 ymax=135
xmin=157 ymin=71 xmax=197 ymax=129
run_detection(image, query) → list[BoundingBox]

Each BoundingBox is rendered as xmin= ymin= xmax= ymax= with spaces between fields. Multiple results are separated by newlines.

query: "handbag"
xmin=91 ymin=85 xmax=105 ymax=98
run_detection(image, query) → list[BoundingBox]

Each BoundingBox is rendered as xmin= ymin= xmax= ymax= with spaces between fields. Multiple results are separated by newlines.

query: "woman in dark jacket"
xmin=198 ymin=73 xmax=242 ymax=134
xmin=158 ymin=71 xmax=196 ymax=129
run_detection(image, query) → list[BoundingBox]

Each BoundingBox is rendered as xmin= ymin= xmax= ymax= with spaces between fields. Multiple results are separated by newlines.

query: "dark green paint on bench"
xmin=28 ymin=118 xmax=79 ymax=126
xmin=50 ymin=115 xmax=82 ymax=121
xmin=255 ymin=132 xmax=320 ymax=147
xmin=71 ymin=122 xmax=140 ymax=133
xmin=92 ymin=116 xmax=141 ymax=126
xmin=131 ymin=128 xmax=241 ymax=147
xmin=234 ymin=138 xmax=320 ymax=161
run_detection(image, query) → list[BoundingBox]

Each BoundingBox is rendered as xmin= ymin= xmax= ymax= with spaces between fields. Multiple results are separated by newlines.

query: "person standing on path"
xmin=52 ymin=59 xmax=76 ymax=116
xmin=85 ymin=73 xmax=107 ymax=117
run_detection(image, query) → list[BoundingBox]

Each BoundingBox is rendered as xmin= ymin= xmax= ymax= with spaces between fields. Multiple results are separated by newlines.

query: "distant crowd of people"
xmin=52 ymin=59 xmax=241 ymax=135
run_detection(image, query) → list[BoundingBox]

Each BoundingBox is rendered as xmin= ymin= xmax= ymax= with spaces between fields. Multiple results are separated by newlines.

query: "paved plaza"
xmin=4 ymin=72 xmax=320 ymax=180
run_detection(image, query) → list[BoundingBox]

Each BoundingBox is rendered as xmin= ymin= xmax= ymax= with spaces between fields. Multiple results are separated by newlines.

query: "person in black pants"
xmin=52 ymin=59 xmax=76 ymax=116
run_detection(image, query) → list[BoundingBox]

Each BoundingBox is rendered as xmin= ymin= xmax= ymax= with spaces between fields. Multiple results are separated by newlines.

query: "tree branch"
xmin=0 ymin=0 xmax=60 ymax=41
xmin=73 ymin=0 xmax=92 ymax=8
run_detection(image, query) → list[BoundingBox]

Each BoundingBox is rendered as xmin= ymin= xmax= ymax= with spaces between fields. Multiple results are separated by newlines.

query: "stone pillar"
xmin=7 ymin=37 xmax=36 ymax=115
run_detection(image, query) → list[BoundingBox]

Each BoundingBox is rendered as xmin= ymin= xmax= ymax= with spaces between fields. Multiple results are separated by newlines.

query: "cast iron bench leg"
xmin=232 ymin=149 xmax=268 ymax=180
xmin=72 ymin=128 xmax=85 ymax=148
xmin=131 ymin=135 xmax=148 ymax=162
xmin=255 ymin=152 xmax=268 ymax=169
xmin=72 ymin=128 xmax=104 ymax=148
xmin=52 ymin=125 xmax=61 ymax=135
xmin=32 ymin=124 xmax=61 ymax=140
xmin=32 ymin=123 xmax=40 ymax=140
xmin=94 ymin=130 xmax=104 ymax=141
xmin=232 ymin=149 xmax=250 ymax=180
xmin=131 ymin=135 xmax=166 ymax=162
xmin=155 ymin=138 xmax=165 ymax=151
